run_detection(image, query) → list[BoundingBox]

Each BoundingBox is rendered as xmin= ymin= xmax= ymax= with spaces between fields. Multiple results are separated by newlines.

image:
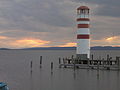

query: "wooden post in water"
xmin=59 ymin=58 xmax=61 ymax=64
xmin=51 ymin=62 xmax=53 ymax=74
xmin=63 ymin=58 xmax=66 ymax=68
xmin=97 ymin=59 xmax=99 ymax=70
xmin=108 ymin=58 xmax=110 ymax=69
xmin=91 ymin=54 xmax=94 ymax=60
xmin=30 ymin=61 xmax=33 ymax=72
xmin=118 ymin=57 xmax=120 ymax=70
xmin=116 ymin=57 xmax=120 ymax=70
xmin=97 ymin=59 xmax=99 ymax=77
xmin=63 ymin=58 xmax=65 ymax=64
xmin=115 ymin=57 xmax=118 ymax=65
xmin=70 ymin=55 xmax=74 ymax=64
xmin=102 ymin=58 xmax=105 ymax=69
xmin=65 ymin=57 xmax=67 ymax=64
xmin=73 ymin=58 xmax=76 ymax=71
xmin=51 ymin=62 xmax=53 ymax=70
xmin=107 ymin=55 xmax=110 ymax=70
xmin=71 ymin=55 xmax=74 ymax=59
xmin=40 ymin=56 xmax=42 ymax=68
xmin=87 ymin=59 xmax=90 ymax=68
xmin=99 ymin=56 xmax=102 ymax=65
xmin=30 ymin=61 xmax=33 ymax=68
xmin=109 ymin=57 xmax=112 ymax=65
xmin=51 ymin=62 xmax=53 ymax=75
xmin=91 ymin=54 xmax=94 ymax=65
xmin=59 ymin=58 xmax=61 ymax=68
xmin=107 ymin=54 xmax=110 ymax=65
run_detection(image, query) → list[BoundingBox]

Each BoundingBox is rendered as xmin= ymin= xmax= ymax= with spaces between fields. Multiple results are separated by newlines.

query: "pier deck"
xmin=59 ymin=56 xmax=120 ymax=71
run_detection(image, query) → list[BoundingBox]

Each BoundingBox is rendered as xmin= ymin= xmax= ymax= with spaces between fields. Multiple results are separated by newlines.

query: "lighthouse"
xmin=76 ymin=6 xmax=90 ymax=60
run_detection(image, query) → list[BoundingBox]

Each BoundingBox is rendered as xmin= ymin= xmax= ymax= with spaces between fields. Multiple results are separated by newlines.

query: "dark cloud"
xmin=74 ymin=0 xmax=120 ymax=17
xmin=0 ymin=0 xmax=75 ymax=32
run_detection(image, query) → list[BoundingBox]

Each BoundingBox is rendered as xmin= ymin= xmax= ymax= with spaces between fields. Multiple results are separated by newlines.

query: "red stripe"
xmin=77 ymin=18 xmax=90 ymax=21
xmin=77 ymin=35 xmax=90 ymax=39
xmin=77 ymin=6 xmax=89 ymax=10
xmin=78 ymin=24 xmax=89 ymax=28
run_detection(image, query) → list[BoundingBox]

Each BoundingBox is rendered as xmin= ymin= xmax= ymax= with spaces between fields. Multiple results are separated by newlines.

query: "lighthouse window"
xmin=83 ymin=10 xmax=85 ymax=13
xmin=81 ymin=9 xmax=84 ymax=13
xmin=88 ymin=10 xmax=89 ymax=14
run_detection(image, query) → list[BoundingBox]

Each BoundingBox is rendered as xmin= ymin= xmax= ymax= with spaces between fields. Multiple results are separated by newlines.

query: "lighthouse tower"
xmin=76 ymin=6 xmax=90 ymax=60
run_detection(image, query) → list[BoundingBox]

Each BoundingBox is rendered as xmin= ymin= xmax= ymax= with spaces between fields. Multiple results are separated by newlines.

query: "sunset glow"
xmin=106 ymin=36 xmax=117 ymax=42
xmin=10 ymin=38 xmax=50 ymax=48
xmin=0 ymin=36 xmax=8 ymax=39
xmin=91 ymin=36 xmax=120 ymax=47
xmin=58 ymin=42 xmax=76 ymax=47
xmin=0 ymin=35 xmax=119 ymax=48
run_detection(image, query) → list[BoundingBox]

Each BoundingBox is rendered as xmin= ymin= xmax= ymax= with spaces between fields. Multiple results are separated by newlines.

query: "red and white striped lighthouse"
xmin=76 ymin=6 xmax=90 ymax=59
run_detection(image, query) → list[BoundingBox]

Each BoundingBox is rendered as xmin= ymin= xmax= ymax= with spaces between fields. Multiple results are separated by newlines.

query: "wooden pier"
xmin=59 ymin=55 xmax=120 ymax=70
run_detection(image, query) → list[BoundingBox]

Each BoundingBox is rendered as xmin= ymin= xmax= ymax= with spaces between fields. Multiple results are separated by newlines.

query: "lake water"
xmin=0 ymin=50 xmax=120 ymax=90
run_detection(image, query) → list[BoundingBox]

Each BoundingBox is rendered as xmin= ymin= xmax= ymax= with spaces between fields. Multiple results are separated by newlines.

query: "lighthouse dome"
xmin=77 ymin=6 xmax=89 ymax=10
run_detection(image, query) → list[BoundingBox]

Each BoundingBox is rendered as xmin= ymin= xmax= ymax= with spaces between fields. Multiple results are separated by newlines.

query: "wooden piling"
xmin=30 ymin=61 xmax=33 ymax=68
xmin=107 ymin=54 xmax=109 ymax=65
xmin=116 ymin=57 xmax=120 ymax=70
xmin=40 ymin=56 xmax=42 ymax=64
xmin=91 ymin=54 xmax=94 ymax=65
xmin=91 ymin=54 xmax=94 ymax=60
xmin=71 ymin=55 xmax=74 ymax=59
xmin=50 ymin=62 xmax=53 ymax=75
xmin=40 ymin=56 xmax=42 ymax=68
xmin=30 ymin=61 xmax=33 ymax=73
xmin=59 ymin=58 xmax=61 ymax=68
xmin=63 ymin=58 xmax=65 ymax=64
xmin=109 ymin=57 xmax=112 ymax=65
xmin=118 ymin=57 xmax=120 ymax=70
xmin=51 ymin=62 xmax=53 ymax=70
xmin=59 ymin=58 xmax=61 ymax=64
xmin=107 ymin=54 xmax=109 ymax=60
xmin=88 ymin=59 xmax=90 ymax=67
xmin=97 ymin=60 xmax=99 ymax=70
xmin=73 ymin=58 xmax=76 ymax=71
xmin=102 ymin=58 xmax=105 ymax=68
xmin=115 ymin=57 xmax=118 ymax=65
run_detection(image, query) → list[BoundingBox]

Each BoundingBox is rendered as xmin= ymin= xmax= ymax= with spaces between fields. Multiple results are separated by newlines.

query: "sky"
xmin=0 ymin=0 xmax=119 ymax=48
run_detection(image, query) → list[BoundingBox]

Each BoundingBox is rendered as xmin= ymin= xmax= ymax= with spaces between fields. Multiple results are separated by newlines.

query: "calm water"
xmin=0 ymin=50 xmax=120 ymax=90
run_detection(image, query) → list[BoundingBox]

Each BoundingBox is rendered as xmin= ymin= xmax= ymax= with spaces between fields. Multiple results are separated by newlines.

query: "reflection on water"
xmin=0 ymin=50 xmax=120 ymax=90
xmin=30 ymin=71 xmax=33 ymax=90
xmin=73 ymin=71 xmax=76 ymax=80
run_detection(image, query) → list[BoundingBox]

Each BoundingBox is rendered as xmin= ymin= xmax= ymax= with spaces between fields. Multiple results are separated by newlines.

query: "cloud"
xmin=74 ymin=0 xmax=120 ymax=17
xmin=91 ymin=16 xmax=120 ymax=40
xmin=0 ymin=0 xmax=76 ymax=31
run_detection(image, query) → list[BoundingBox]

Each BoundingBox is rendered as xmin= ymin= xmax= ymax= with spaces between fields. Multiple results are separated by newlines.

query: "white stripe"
xmin=77 ymin=14 xmax=89 ymax=18
xmin=77 ymin=21 xmax=90 ymax=24
xmin=77 ymin=28 xmax=90 ymax=34
xmin=76 ymin=39 xmax=90 ymax=55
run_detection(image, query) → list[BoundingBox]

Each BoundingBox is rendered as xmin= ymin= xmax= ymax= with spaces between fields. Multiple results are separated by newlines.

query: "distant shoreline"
xmin=0 ymin=46 xmax=120 ymax=50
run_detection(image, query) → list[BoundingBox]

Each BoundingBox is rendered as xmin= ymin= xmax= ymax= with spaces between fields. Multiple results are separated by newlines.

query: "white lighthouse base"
xmin=76 ymin=39 xmax=90 ymax=60
xmin=76 ymin=54 xmax=88 ymax=60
